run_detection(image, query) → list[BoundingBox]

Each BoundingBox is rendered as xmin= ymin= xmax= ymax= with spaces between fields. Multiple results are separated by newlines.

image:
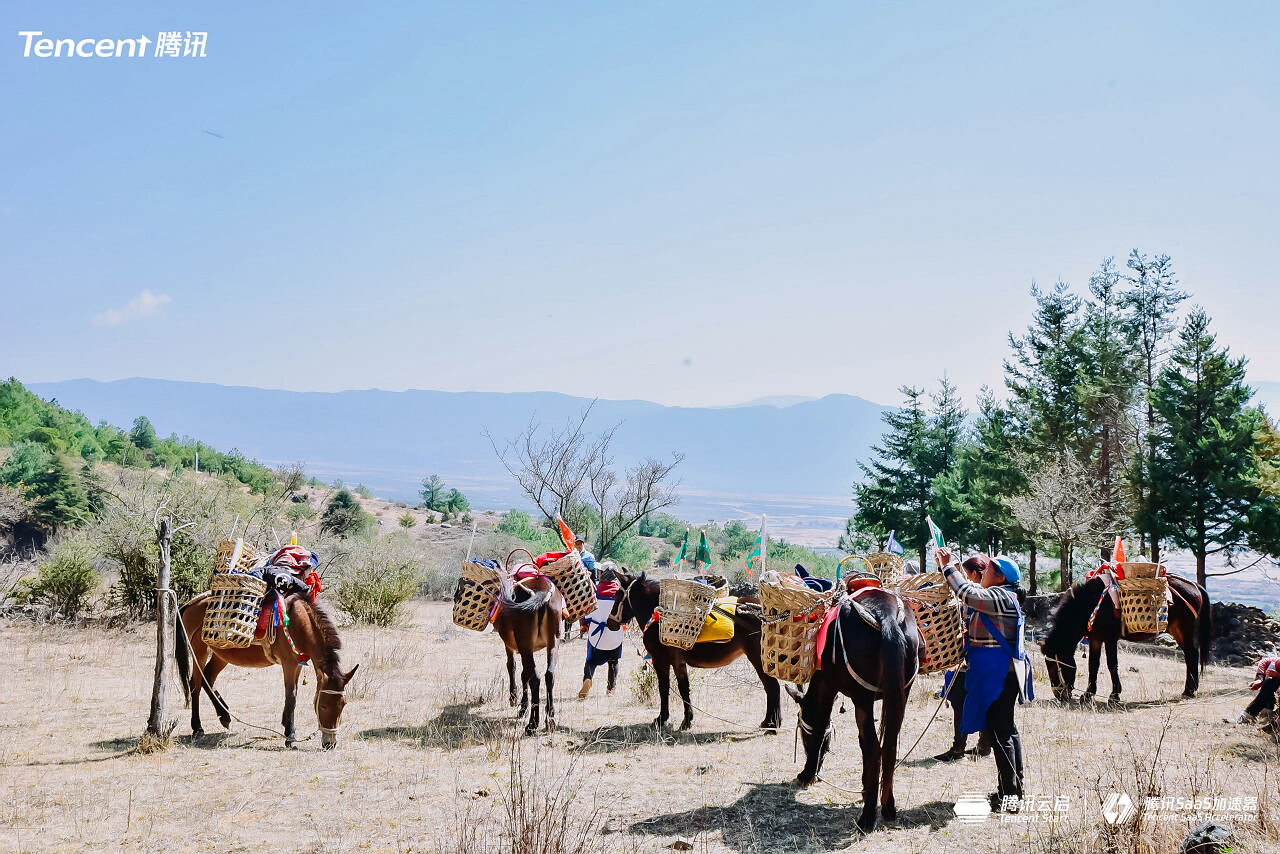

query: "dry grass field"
xmin=1 ymin=601 xmax=1277 ymax=854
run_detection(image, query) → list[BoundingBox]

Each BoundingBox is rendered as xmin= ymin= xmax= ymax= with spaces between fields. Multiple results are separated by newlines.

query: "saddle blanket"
xmin=696 ymin=598 xmax=738 ymax=644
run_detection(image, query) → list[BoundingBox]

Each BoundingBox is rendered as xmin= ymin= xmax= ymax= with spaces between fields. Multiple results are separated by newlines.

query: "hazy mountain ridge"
xmin=28 ymin=379 xmax=890 ymax=537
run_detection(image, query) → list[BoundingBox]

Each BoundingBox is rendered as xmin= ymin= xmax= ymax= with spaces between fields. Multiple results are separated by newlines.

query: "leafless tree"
xmin=489 ymin=402 xmax=684 ymax=558
xmin=1009 ymin=451 xmax=1100 ymax=591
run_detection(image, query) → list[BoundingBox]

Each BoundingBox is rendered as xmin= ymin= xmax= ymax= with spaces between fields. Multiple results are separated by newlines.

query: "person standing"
xmin=936 ymin=547 xmax=1032 ymax=812
xmin=933 ymin=557 xmax=991 ymax=762
xmin=575 ymin=533 xmax=599 ymax=581
xmin=579 ymin=567 xmax=623 ymax=699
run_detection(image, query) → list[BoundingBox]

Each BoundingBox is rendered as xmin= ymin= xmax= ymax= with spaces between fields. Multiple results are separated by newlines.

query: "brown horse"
xmin=786 ymin=588 xmax=920 ymax=832
xmin=175 ymin=593 xmax=358 ymax=748
xmin=492 ymin=572 xmax=562 ymax=735
xmin=606 ymin=570 xmax=782 ymax=731
xmin=1040 ymin=573 xmax=1212 ymax=702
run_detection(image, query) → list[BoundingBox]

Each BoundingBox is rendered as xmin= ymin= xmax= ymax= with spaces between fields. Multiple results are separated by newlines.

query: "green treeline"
xmin=846 ymin=252 xmax=1280 ymax=594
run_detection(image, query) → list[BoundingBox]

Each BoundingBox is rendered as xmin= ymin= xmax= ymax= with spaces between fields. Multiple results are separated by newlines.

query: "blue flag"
xmin=886 ymin=530 xmax=904 ymax=555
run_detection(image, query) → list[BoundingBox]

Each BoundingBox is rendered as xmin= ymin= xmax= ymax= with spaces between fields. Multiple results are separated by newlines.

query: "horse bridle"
xmin=610 ymin=576 xmax=642 ymax=626
xmin=316 ymin=687 xmax=346 ymax=735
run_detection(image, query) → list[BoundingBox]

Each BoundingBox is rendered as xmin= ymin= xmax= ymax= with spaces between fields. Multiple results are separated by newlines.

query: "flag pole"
xmin=761 ymin=514 xmax=767 ymax=576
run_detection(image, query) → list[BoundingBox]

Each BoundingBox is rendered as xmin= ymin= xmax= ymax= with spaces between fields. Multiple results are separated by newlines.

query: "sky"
xmin=2 ymin=1 xmax=1278 ymax=408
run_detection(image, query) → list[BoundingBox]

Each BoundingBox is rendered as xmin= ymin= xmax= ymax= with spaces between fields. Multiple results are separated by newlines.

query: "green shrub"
xmin=320 ymin=489 xmax=373 ymax=538
xmin=15 ymin=535 xmax=99 ymax=616
xmin=398 ymin=513 xmax=417 ymax=529
xmin=332 ymin=534 xmax=423 ymax=626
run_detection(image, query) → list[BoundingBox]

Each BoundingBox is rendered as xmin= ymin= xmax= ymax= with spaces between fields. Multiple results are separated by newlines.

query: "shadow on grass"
xmin=562 ymin=722 xmax=772 ymax=754
xmin=361 ymin=699 xmax=518 ymax=750
xmin=627 ymin=782 xmax=954 ymax=851
xmin=1054 ymin=686 xmax=1242 ymax=714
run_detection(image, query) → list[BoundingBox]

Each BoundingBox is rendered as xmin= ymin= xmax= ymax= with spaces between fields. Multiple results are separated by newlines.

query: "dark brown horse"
xmin=492 ymin=571 xmax=563 ymax=735
xmin=606 ymin=570 xmax=782 ymax=731
xmin=786 ymin=588 xmax=920 ymax=832
xmin=176 ymin=593 xmax=358 ymax=748
xmin=1040 ymin=574 xmax=1211 ymax=702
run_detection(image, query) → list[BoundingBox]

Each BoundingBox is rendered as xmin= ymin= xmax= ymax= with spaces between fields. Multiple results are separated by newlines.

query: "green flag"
xmin=926 ymin=515 xmax=945 ymax=549
xmin=695 ymin=529 xmax=713 ymax=569
xmin=743 ymin=530 xmax=763 ymax=577
xmin=673 ymin=529 xmax=689 ymax=573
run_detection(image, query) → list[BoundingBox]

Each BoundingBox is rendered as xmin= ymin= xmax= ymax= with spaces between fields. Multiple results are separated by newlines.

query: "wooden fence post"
xmin=147 ymin=517 xmax=173 ymax=736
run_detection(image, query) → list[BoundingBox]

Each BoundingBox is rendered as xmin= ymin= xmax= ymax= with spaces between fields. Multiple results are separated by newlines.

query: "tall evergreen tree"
xmin=1005 ymin=280 xmax=1088 ymax=459
xmin=854 ymin=379 xmax=967 ymax=571
xmin=1123 ymin=251 xmax=1188 ymax=563
xmin=1146 ymin=309 xmax=1279 ymax=588
xmin=1077 ymin=257 xmax=1141 ymax=537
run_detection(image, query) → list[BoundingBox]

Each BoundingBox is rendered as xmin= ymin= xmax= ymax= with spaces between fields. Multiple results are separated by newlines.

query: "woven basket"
xmin=1118 ymin=576 xmax=1169 ymax=634
xmin=202 ymin=572 xmax=267 ymax=650
xmin=541 ymin=553 xmax=595 ymax=621
xmin=1121 ymin=561 xmax=1165 ymax=579
xmin=452 ymin=561 xmax=501 ymax=632
xmin=759 ymin=578 xmax=833 ymax=683
xmin=691 ymin=575 xmax=729 ymax=597
xmin=863 ymin=553 xmax=907 ymax=587
xmin=897 ymin=572 xmax=964 ymax=675
xmin=214 ymin=539 xmax=258 ymax=574
xmin=657 ymin=578 xmax=720 ymax=650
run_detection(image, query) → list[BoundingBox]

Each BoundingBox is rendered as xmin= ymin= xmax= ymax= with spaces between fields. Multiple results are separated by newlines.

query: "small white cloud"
xmin=93 ymin=290 xmax=172 ymax=326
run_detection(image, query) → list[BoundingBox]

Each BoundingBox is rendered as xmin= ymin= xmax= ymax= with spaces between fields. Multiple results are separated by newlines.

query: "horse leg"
xmin=281 ymin=661 xmax=301 ymax=746
xmin=203 ymin=657 xmax=232 ymax=729
xmin=854 ymin=702 xmax=882 ymax=832
xmin=794 ymin=675 xmax=838 ymax=787
xmin=672 ymin=658 xmax=694 ymax=731
xmin=188 ymin=640 xmax=209 ymax=735
xmin=1082 ymin=639 xmax=1102 ymax=700
xmin=1106 ymin=639 xmax=1122 ymax=702
xmin=747 ymin=651 xmax=782 ymax=731
xmin=521 ymin=650 xmax=540 ymax=735
xmin=543 ymin=639 xmax=558 ymax=732
xmin=654 ymin=656 xmax=672 ymax=728
xmin=1181 ymin=630 xmax=1201 ymax=699
xmin=506 ymin=648 xmax=519 ymax=708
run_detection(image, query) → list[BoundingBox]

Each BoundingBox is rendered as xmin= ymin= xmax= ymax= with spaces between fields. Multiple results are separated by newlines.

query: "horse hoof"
xmin=857 ymin=811 xmax=876 ymax=832
xmin=1080 ymin=693 xmax=1094 ymax=702
xmin=544 ymin=719 xmax=557 ymax=733
xmin=1182 ymin=692 xmax=1196 ymax=700
xmin=1108 ymin=694 xmax=1122 ymax=705
xmin=509 ymin=695 xmax=518 ymax=708
xmin=218 ymin=716 xmax=232 ymax=730
xmin=285 ymin=739 xmax=296 ymax=749
xmin=192 ymin=728 xmax=204 ymax=737
xmin=760 ymin=721 xmax=780 ymax=733
xmin=794 ymin=773 xmax=815 ymax=789
xmin=882 ymin=801 xmax=897 ymax=821
xmin=653 ymin=717 xmax=668 ymax=729
xmin=679 ymin=720 xmax=693 ymax=732
xmin=523 ymin=725 xmax=538 ymax=737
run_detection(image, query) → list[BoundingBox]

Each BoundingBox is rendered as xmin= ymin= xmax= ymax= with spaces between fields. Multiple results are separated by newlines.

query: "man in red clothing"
xmin=1237 ymin=657 xmax=1280 ymax=726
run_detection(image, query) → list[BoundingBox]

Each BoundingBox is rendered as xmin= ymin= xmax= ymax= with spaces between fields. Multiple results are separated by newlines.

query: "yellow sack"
xmin=697 ymin=597 xmax=737 ymax=643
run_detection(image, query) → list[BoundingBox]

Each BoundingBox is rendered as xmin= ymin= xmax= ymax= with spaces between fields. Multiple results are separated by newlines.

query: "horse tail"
xmin=175 ymin=601 xmax=192 ymax=707
xmin=499 ymin=572 xmax=553 ymax=612
xmin=1198 ymin=583 xmax=1213 ymax=670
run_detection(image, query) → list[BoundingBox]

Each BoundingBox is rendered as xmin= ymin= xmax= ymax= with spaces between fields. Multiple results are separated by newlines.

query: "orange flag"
xmin=556 ymin=516 xmax=575 ymax=551
xmin=1112 ymin=536 xmax=1126 ymax=567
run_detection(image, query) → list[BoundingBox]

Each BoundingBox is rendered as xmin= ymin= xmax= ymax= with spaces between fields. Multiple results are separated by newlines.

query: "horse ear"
xmin=783 ymin=682 xmax=805 ymax=705
xmin=343 ymin=664 xmax=359 ymax=683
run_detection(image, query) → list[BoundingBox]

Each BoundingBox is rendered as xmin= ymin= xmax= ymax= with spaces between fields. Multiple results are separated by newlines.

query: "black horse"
xmin=607 ymin=570 xmax=782 ymax=731
xmin=1040 ymin=574 xmax=1211 ymax=702
xmin=786 ymin=588 xmax=920 ymax=832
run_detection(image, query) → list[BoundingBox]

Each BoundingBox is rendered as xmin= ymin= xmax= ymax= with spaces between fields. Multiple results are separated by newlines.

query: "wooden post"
xmin=147 ymin=517 xmax=173 ymax=736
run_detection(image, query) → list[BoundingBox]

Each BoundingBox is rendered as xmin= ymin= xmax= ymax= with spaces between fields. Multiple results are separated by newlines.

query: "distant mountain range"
xmin=28 ymin=379 xmax=892 ymax=544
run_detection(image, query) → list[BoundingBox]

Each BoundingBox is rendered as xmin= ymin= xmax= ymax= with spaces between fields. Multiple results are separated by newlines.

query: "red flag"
xmin=556 ymin=516 xmax=575 ymax=551
xmin=1112 ymin=536 xmax=1126 ymax=567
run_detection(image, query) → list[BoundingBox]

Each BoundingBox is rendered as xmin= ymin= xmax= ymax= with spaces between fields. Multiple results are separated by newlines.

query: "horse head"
xmin=315 ymin=662 xmax=359 ymax=749
xmin=1040 ymin=581 xmax=1099 ymax=701
xmin=783 ymin=683 xmax=834 ymax=786
xmin=606 ymin=570 xmax=651 ymax=630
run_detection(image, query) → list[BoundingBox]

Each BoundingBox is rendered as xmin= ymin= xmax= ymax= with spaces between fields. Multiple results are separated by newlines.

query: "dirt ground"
xmin=1 ymin=601 xmax=1278 ymax=854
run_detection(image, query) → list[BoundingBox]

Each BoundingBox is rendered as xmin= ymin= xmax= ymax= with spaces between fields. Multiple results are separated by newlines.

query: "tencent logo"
xmin=1102 ymin=792 xmax=1136 ymax=825
xmin=953 ymin=792 xmax=992 ymax=824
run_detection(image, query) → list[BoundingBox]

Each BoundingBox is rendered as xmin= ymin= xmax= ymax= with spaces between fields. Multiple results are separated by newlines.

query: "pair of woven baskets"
xmin=1117 ymin=562 xmax=1169 ymax=634
xmin=202 ymin=539 xmax=267 ymax=650
xmin=452 ymin=560 xmax=502 ymax=631
xmin=759 ymin=578 xmax=833 ymax=684
xmin=896 ymin=572 xmax=964 ymax=675
xmin=657 ymin=577 xmax=723 ymax=650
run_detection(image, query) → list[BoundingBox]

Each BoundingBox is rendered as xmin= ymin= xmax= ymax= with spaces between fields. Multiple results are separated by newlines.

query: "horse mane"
xmin=295 ymin=596 xmax=344 ymax=682
xmin=1044 ymin=576 xmax=1104 ymax=650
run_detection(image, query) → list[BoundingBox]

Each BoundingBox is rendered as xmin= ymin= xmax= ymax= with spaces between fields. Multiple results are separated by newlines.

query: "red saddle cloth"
xmin=254 ymin=590 xmax=277 ymax=640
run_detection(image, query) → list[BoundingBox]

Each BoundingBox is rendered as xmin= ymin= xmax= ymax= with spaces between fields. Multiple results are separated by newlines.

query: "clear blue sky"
xmin=3 ymin=1 xmax=1277 ymax=407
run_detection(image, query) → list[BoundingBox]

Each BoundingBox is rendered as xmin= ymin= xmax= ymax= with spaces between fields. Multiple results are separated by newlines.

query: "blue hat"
xmin=993 ymin=556 xmax=1020 ymax=585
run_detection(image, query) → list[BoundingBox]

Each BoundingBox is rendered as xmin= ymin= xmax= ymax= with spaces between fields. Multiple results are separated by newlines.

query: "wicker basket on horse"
xmin=1118 ymin=576 xmax=1169 ymax=634
xmin=896 ymin=572 xmax=964 ymax=675
xmin=759 ymin=578 xmax=832 ymax=684
xmin=691 ymin=575 xmax=729 ymax=597
xmin=656 ymin=578 xmax=721 ymax=651
xmin=863 ymin=552 xmax=907 ymax=587
xmin=540 ymin=552 xmax=595 ymax=621
xmin=202 ymin=539 xmax=267 ymax=650
xmin=452 ymin=561 xmax=502 ymax=632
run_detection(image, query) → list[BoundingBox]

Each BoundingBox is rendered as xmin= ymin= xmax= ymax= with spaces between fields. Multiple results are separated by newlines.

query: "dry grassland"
xmin=1 ymin=601 xmax=1277 ymax=853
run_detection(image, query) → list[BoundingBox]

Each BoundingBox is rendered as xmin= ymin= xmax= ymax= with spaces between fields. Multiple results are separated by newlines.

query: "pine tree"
xmin=1124 ymin=251 xmax=1187 ymax=563
xmin=1005 ymin=280 xmax=1088 ymax=458
xmin=1146 ymin=309 xmax=1277 ymax=589
xmin=854 ymin=380 xmax=967 ymax=571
